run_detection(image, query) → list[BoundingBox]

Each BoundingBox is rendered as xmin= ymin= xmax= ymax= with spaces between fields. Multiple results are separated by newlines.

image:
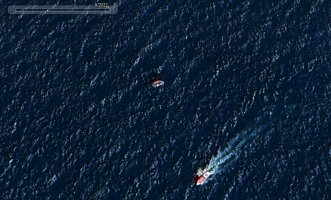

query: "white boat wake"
xmin=195 ymin=125 xmax=267 ymax=185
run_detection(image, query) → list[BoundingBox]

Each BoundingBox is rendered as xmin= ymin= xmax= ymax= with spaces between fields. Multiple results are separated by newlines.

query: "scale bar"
xmin=8 ymin=4 xmax=118 ymax=15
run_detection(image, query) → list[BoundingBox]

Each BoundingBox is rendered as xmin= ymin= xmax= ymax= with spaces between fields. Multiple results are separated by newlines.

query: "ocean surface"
xmin=1 ymin=0 xmax=330 ymax=199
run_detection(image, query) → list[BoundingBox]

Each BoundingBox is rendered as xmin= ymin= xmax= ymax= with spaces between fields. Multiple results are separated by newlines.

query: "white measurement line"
xmin=8 ymin=4 xmax=118 ymax=15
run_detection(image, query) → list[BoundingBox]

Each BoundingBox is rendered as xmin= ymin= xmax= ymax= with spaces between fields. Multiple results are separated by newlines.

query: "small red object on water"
xmin=151 ymin=79 xmax=164 ymax=88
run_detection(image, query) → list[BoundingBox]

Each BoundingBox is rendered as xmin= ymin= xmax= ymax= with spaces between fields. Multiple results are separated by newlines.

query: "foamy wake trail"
xmin=204 ymin=125 xmax=267 ymax=176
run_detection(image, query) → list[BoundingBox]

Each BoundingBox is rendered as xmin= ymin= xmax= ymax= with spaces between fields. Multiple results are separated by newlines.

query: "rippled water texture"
xmin=1 ymin=0 xmax=330 ymax=199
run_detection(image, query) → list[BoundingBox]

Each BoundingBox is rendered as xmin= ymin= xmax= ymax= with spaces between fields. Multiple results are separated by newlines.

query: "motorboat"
xmin=194 ymin=169 xmax=212 ymax=185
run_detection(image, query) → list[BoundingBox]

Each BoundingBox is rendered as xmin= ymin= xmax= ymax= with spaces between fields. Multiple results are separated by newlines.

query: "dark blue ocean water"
xmin=1 ymin=0 xmax=331 ymax=199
